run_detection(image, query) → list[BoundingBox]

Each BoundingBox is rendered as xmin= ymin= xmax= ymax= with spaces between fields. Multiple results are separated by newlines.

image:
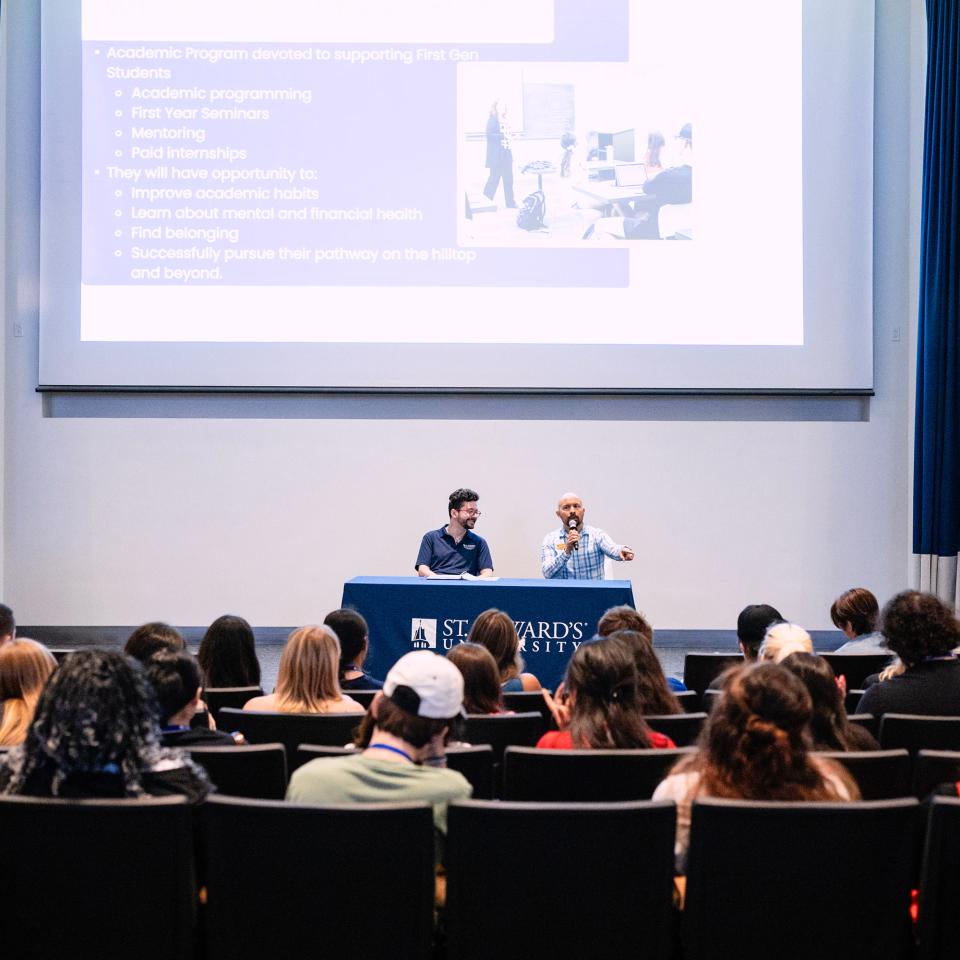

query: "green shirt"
xmin=286 ymin=753 xmax=472 ymax=837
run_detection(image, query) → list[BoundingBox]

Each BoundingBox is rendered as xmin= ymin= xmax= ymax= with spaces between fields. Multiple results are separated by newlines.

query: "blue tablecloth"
xmin=340 ymin=576 xmax=635 ymax=691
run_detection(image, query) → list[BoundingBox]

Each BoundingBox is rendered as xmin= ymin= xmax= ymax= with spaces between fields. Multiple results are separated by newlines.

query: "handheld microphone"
xmin=568 ymin=517 xmax=579 ymax=550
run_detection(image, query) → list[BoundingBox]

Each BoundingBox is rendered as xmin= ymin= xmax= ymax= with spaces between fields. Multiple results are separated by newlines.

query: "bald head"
xmin=556 ymin=493 xmax=585 ymax=529
xmin=557 ymin=491 xmax=582 ymax=508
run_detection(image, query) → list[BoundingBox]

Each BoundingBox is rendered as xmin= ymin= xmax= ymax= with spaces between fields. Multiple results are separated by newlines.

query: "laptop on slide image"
xmin=614 ymin=163 xmax=648 ymax=187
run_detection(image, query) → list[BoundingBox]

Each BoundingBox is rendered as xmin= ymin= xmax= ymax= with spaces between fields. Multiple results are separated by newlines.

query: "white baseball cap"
xmin=384 ymin=650 xmax=465 ymax=719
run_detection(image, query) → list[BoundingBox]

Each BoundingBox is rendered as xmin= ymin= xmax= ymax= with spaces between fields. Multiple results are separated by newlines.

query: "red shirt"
xmin=536 ymin=728 xmax=676 ymax=749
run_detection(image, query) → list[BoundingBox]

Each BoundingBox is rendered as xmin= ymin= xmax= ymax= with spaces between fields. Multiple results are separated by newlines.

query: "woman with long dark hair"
xmin=446 ymin=642 xmax=505 ymax=714
xmin=780 ymin=652 xmax=878 ymax=750
xmin=197 ymin=614 xmax=262 ymax=689
xmin=537 ymin=636 xmax=674 ymax=749
xmin=606 ymin=629 xmax=681 ymax=714
xmin=0 ymin=649 xmax=210 ymax=800
xmin=467 ymin=609 xmax=541 ymax=691
xmin=653 ymin=662 xmax=858 ymax=870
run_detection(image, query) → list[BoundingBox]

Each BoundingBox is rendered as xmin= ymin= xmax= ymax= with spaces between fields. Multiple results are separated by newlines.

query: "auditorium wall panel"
xmin=0 ymin=0 xmax=924 ymax=632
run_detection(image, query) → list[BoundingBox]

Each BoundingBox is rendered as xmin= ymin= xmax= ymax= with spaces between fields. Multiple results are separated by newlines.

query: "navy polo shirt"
xmin=415 ymin=527 xmax=493 ymax=575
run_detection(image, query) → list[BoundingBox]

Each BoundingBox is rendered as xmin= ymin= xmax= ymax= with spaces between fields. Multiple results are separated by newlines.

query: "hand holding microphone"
xmin=567 ymin=517 xmax=580 ymax=552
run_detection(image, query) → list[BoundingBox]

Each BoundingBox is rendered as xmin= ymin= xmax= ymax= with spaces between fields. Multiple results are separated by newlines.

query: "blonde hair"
xmin=0 ymin=638 xmax=57 ymax=746
xmin=758 ymin=622 xmax=814 ymax=663
xmin=274 ymin=625 xmax=344 ymax=713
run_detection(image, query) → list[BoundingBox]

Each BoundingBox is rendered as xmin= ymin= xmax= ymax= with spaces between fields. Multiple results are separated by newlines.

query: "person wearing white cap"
xmin=286 ymin=651 xmax=472 ymax=840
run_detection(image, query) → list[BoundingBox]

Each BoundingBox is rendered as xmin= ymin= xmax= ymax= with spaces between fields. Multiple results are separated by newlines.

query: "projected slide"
xmin=78 ymin=0 xmax=803 ymax=348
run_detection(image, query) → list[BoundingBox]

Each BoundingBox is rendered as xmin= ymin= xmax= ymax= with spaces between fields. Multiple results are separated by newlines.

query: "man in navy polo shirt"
xmin=415 ymin=487 xmax=494 ymax=578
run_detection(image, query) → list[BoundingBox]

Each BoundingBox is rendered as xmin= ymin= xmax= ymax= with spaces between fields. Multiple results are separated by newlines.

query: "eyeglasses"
xmin=459 ymin=508 xmax=481 ymax=517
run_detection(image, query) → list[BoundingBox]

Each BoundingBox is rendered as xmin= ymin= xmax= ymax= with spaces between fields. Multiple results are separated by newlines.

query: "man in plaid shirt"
xmin=540 ymin=492 xmax=635 ymax=580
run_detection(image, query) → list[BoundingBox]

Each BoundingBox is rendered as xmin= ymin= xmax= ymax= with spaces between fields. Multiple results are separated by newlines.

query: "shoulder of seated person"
xmin=520 ymin=673 xmax=542 ymax=691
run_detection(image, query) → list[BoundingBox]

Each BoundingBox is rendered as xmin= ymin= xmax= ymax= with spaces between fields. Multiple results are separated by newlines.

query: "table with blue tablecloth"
xmin=340 ymin=577 xmax=635 ymax=691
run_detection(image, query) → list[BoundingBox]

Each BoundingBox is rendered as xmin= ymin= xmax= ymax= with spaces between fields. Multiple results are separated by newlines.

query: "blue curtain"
xmin=914 ymin=0 xmax=960 ymax=600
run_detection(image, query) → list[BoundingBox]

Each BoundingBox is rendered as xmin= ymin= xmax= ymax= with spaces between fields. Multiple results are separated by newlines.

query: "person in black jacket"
xmin=147 ymin=649 xmax=243 ymax=747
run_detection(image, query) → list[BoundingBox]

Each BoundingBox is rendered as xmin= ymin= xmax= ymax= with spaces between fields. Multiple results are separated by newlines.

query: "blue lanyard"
xmin=367 ymin=743 xmax=414 ymax=763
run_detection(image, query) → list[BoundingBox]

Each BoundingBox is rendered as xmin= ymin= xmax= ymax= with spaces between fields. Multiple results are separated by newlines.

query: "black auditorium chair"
xmin=218 ymin=707 xmax=363 ymax=765
xmin=294 ymin=743 xmax=496 ymax=799
xmin=202 ymin=686 xmax=263 ymax=726
xmin=445 ymin=799 xmax=676 ymax=960
xmin=844 ymin=689 xmax=867 ymax=715
xmin=848 ymin=713 xmax=880 ymax=738
xmin=501 ymin=690 xmax=554 ymax=724
xmin=913 ymin=749 xmax=960 ymax=799
xmin=0 ymin=795 xmax=195 ymax=960
xmin=344 ymin=689 xmax=378 ymax=709
xmin=879 ymin=714 xmax=960 ymax=754
xmin=917 ymin=796 xmax=960 ymax=960
xmin=683 ymin=653 xmax=743 ymax=696
xmin=675 ymin=689 xmax=702 ymax=712
xmin=683 ymin=797 xmax=920 ymax=960
xmin=812 ymin=750 xmax=911 ymax=800
xmin=644 ymin=712 xmax=707 ymax=747
xmin=200 ymin=796 xmax=434 ymax=960
xmin=461 ymin=712 xmax=544 ymax=760
xmin=822 ymin=653 xmax=893 ymax=691
xmin=188 ymin=743 xmax=287 ymax=800
xmin=502 ymin=746 xmax=694 ymax=802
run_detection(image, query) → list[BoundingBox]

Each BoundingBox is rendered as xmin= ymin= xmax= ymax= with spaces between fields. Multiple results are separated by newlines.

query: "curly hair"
xmin=606 ymin=629 xmax=680 ymax=714
xmin=564 ymin=637 xmax=654 ymax=749
xmin=673 ymin=662 xmax=858 ymax=801
xmin=880 ymin=590 xmax=960 ymax=665
xmin=2 ymin=649 xmax=172 ymax=797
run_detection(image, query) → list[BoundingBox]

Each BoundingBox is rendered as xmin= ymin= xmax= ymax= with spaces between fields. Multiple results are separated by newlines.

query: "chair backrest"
xmin=344 ymin=689 xmax=378 ymax=709
xmin=445 ymin=799 xmax=676 ymax=960
xmin=461 ymin=712 xmax=544 ymax=760
xmin=845 ymin=688 xmax=867 ymax=715
xmin=219 ymin=707 xmax=363 ymax=765
xmin=199 ymin=795 xmax=434 ymax=960
xmin=879 ymin=714 xmax=960 ymax=754
xmin=812 ymin=750 xmax=911 ymax=800
xmin=913 ymin=749 xmax=960 ymax=799
xmin=644 ymin=712 xmax=707 ymax=747
xmin=0 ymin=794 xmax=195 ymax=959
xmin=675 ymin=689 xmax=701 ymax=712
xmin=683 ymin=797 xmax=919 ymax=960
xmin=202 ymin=687 xmax=263 ymax=726
xmin=188 ymin=743 xmax=287 ymax=800
xmin=822 ymin=653 xmax=892 ymax=690
xmin=683 ymin=653 xmax=744 ymax=696
xmin=294 ymin=743 xmax=497 ymax=800
xmin=848 ymin=713 xmax=879 ymax=738
xmin=502 ymin=745 xmax=693 ymax=802
xmin=918 ymin=796 xmax=960 ymax=960
xmin=501 ymin=689 xmax=553 ymax=723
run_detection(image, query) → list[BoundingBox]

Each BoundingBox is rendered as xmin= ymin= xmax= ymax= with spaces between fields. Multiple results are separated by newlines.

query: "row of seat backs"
xmin=684 ymin=652 xmax=893 ymax=695
xmin=187 ymin=741 xmax=960 ymax=806
xmin=3 ymin=791 xmax=956 ymax=960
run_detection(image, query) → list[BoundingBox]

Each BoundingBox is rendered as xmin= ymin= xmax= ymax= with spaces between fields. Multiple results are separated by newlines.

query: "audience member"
xmin=597 ymin=604 xmax=687 ymax=692
xmin=653 ymin=662 xmax=858 ymax=871
xmin=758 ymin=622 xmax=813 ymax=662
xmin=244 ymin=625 xmax=364 ymax=714
xmin=446 ymin=642 xmax=506 ymax=714
xmin=779 ymin=652 xmax=879 ymax=751
xmin=830 ymin=587 xmax=885 ymax=654
xmin=324 ymin=608 xmax=383 ymax=690
xmin=287 ymin=651 xmax=472 ymax=846
xmin=0 ymin=649 xmax=210 ymax=800
xmin=606 ymin=629 xmax=682 ymax=714
xmin=124 ymin=621 xmax=185 ymax=663
xmin=146 ymin=650 xmax=242 ymax=746
xmin=0 ymin=603 xmax=15 ymax=645
xmin=856 ymin=590 xmax=960 ymax=716
xmin=197 ymin=614 xmax=262 ymax=689
xmin=736 ymin=603 xmax=784 ymax=661
xmin=467 ymin=609 xmax=541 ymax=692
xmin=0 ymin=638 xmax=57 ymax=746
xmin=538 ymin=636 xmax=676 ymax=749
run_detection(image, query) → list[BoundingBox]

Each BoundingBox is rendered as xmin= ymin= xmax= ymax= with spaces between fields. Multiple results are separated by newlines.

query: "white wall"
xmin=1 ymin=0 xmax=924 ymax=631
